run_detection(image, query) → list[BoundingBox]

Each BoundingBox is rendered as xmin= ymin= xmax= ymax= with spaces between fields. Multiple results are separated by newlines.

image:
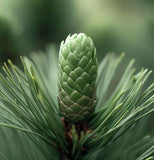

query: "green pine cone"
xmin=58 ymin=33 xmax=97 ymax=122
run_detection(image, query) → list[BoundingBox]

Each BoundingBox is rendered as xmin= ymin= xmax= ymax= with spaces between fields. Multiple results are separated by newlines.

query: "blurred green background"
xmin=0 ymin=0 xmax=153 ymax=158
xmin=0 ymin=0 xmax=154 ymax=71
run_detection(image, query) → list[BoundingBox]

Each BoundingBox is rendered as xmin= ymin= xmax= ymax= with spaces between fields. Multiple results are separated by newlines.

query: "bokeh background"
xmin=0 ymin=0 xmax=153 ymax=129
xmin=0 ymin=1 xmax=154 ymax=158
xmin=0 ymin=0 xmax=154 ymax=69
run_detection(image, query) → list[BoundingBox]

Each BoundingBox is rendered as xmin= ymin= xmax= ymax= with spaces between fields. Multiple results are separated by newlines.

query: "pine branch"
xmin=0 ymin=34 xmax=153 ymax=160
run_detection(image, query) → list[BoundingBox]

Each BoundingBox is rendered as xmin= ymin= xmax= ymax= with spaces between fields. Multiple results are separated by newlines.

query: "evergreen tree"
xmin=0 ymin=33 xmax=153 ymax=160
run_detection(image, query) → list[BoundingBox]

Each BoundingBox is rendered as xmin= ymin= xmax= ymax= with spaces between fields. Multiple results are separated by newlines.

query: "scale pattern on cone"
xmin=58 ymin=33 xmax=97 ymax=122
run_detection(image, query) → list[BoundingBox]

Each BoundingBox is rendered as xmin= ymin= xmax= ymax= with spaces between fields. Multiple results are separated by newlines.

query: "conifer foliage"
xmin=0 ymin=33 xmax=153 ymax=160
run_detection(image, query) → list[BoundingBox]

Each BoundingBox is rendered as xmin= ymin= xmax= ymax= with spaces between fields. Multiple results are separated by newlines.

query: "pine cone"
xmin=58 ymin=33 xmax=97 ymax=122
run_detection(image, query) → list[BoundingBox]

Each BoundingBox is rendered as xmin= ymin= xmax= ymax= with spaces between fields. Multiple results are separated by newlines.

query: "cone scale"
xmin=58 ymin=33 xmax=97 ymax=122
